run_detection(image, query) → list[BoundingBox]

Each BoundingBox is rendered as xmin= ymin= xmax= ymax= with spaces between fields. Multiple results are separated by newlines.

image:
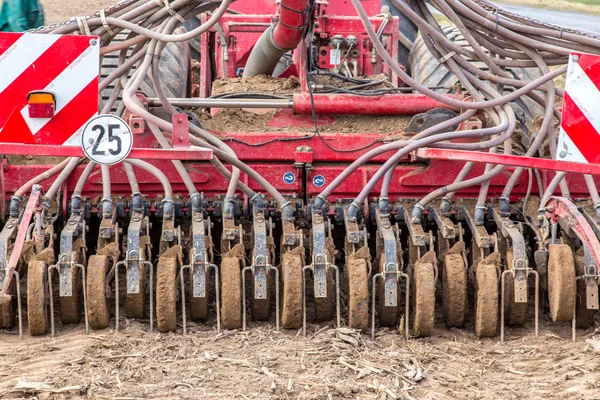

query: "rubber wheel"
xmin=412 ymin=251 xmax=436 ymax=337
xmin=126 ymin=259 xmax=148 ymax=320
xmin=281 ymin=253 xmax=303 ymax=329
xmin=100 ymin=30 xmax=190 ymax=112
xmin=377 ymin=256 xmax=399 ymax=327
xmin=188 ymin=250 xmax=209 ymax=321
xmin=474 ymin=253 xmax=500 ymax=338
xmin=503 ymin=250 xmax=528 ymax=326
xmin=0 ymin=280 xmax=15 ymax=329
xmin=314 ymin=238 xmax=336 ymax=322
xmin=59 ymin=259 xmax=81 ymax=325
xmin=27 ymin=261 xmax=49 ymax=336
xmin=574 ymin=249 xmax=597 ymax=329
xmin=408 ymin=26 xmax=543 ymax=138
xmin=156 ymin=255 xmax=179 ymax=333
xmin=221 ymin=257 xmax=242 ymax=329
xmin=87 ymin=255 xmax=110 ymax=330
xmin=547 ymin=244 xmax=576 ymax=322
xmin=442 ymin=246 xmax=467 ymax=328
xmin=252 ymin=268 xmax=271 ymax=322
xmin=347 ymin=258 xmax=369 ymax=331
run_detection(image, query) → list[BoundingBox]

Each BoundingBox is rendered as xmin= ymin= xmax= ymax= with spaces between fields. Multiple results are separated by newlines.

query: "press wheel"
xmin=87 ymin=255 xmax=110 ymax=330
xmin=156 ymin=255 xmax=178 ymax=332
xmin=59 ymin=256 xmax=81 ymax=325
xmin=27 ymin=261 xmax=49 ymax=335
xmin=314 ymin=238 xmax=335 ymax=322
xmin=126 ymin=259 xmax=148 ymax=319
xmin=412 ymin=251 xmax=436 ymax=337
xmin=347 ymin=257 xmax=369 ymax=331
xmin=221 ymin=257 xmax=242 ymax=329
xmin=377 ymin=256 xmax=399 ymax=327
xmin=547 ymin=244 xmax=576 ymax=322
xmin=252 ymin=269 xmax=271 ymax=322
xmin=0 ymin=280 xmax=15 ymax=329
xmin=281 ymin=252 xmax=303 ymax=329
xmin=188 ymin=249 xmax=209 ymax=321
xmin=442 ymin=243 xmax=467 ymax=328
xmin=503 ymin=250 xmax=527 ymax=326
xmin=574 ymin=249 xmax=597 ymax=328
xmin=474 ymin=253 xmax=500 ymax=338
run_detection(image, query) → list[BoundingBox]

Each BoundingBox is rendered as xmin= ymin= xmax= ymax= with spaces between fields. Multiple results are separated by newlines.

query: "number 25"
xmin=91 ymin=124 xmax=122 ymax=156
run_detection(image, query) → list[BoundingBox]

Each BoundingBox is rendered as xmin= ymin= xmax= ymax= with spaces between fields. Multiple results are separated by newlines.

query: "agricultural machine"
xmin=0 ymin=0 xmax=599 ymax=342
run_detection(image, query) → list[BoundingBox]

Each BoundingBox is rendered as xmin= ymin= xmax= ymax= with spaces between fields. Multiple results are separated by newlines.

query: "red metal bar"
xmin=0 ymin=143 xmax=213 ymax=160
xmin=545 ymin=197 xmax=600 ymax=266
xmin=292 ymin=93 xmax=461 ymax=115
xmin=417 ymin=148 xmax=600 ymax=176
xmin=0 ymin=185 xmax=42 ymax=296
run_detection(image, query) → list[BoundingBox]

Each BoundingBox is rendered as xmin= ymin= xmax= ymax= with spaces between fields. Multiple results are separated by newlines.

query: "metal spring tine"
xmin=241 ymin=266 xmax=252 ymax=331
xmin=14 ymin=270 xmax=22 ymax=339
xmin=533 ymin=270 xmax=539 ymax=338
xmin=302 ymin=265 xmax=311 ymax=337
xmin=114 ymin=260 xmax=125 ymax=332
xmin=48 ymin=264 xmax=56 ymax=339
xmin=573 ymin=276 xmax=584 ymax=342
xmin=210 ymin=263 xmax=221 ymax=333
xmin=180 ymin=264 xmax=190 ymax=335
xmin=371 ymin=272 xmax=383 ymax=340
xmin=402 ymin=272 xmax=410 ymax=340
xmin=76 ymin=264 xmax=89 ymax=334
xmin=269 ymin=265 xmax=280 ymax=331
xmin=500 ymin=270 xmax=508 ymax=343
xmin=330 ymin=264 xmax=341 ymax=329
xmin=144 ymin=261 xmax=154 ymax=333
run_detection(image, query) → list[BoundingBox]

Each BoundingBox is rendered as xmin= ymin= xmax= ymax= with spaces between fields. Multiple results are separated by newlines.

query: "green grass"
xmin=499 ymin=0 xmax=600 ymax=15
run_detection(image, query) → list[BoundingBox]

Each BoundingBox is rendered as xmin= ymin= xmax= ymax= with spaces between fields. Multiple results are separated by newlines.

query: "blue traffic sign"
xmin=283 ymin=172 xmax=296 ymax=185
xmin=313 ymin=175 xmax=325 ymax=187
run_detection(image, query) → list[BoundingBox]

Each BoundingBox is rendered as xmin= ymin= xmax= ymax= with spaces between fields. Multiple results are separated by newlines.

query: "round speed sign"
xmin=81 ymin=115 xmax=133 ymax=165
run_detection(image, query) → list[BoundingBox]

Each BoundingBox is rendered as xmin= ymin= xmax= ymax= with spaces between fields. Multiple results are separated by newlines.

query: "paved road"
xmin=497 ymin=2 xmax=600 ymax=33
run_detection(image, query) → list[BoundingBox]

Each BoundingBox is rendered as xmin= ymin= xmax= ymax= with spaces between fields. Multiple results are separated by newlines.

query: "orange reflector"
xmin=28 ymin=92 xmax=55 ymax=104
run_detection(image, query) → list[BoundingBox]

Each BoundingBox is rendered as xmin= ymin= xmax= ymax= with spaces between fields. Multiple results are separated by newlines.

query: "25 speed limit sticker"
xmin=81 ymin=115 xmax=133 ymax=165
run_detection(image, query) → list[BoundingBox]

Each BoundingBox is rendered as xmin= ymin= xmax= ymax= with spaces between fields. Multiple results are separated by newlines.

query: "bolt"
xmin=178 ymin=118 xmax=183 ymax=124
xmin=179 ymin=137 xmax=184 ymax=142
xmin=90 ymin=39 xmax=97 ymax=46
xmin=573 ymin=55 xmax=580 ymax=62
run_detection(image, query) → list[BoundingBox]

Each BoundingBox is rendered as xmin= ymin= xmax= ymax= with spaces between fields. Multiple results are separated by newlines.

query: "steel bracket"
xmin=312 ymin=211 xmax=329 ymax=298
xmin=252 ymin=208 xmax=270 ymax=300
xmin=401 ymin=204 xmax=428 ymax=247
xmin=460 ymin=205 xmax=494 ymax=249
xmin=429 ymin=205 xmax=456 ymax=239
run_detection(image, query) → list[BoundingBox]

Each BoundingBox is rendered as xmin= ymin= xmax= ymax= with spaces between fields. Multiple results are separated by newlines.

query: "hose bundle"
xmin=20 ymin=0 xmax=600 ymax=219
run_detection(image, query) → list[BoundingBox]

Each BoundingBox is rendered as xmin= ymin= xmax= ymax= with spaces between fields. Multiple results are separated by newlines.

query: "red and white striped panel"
xmin=0 ymin=32 xmax=99 ymax=146
xmin=559 ymin=53 xmax=600 ymax=164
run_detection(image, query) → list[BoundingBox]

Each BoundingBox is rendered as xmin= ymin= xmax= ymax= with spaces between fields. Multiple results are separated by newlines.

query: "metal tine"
xmin=242 ymin=261 xmax=280 ymax=332
xmin=371 ymin=270 xmax=410 ymax=340
xmin=48 ymin=262 xmax=89 ymax=338
xmin=115 ymin=259 xmax=154 ymax=333
xmin=180 ymin=257 xmax=221 ymax=335
xmin=302 ymin=253 xmax=341 ymax=337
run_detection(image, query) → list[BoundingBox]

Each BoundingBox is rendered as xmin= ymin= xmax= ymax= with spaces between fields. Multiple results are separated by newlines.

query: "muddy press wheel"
xmin=547 ymin=244 xmax=576 ymax=322
xmin=126 ymin=256 xmax=149 ymax=320
xmin=377 ymin=256 xmax=400 ymax=327
xmin=574 ymin=249 xmax=597 ymax=328
xmin=474 ymin=253 xmax=500 ymax=338
xmin=412 ymin=251 xmax=436 ymax=337
xmin=503 ymin=250 xmax=528 ymax=326
xmin=188 ymin=254 xmax=209 ymax=321
xmin=442 ymin=243 xmax=467 ymax=328
xmin=281 ymin=252 xmax=303 ymax=329
xmin=221 ymin=257 xmax=242 ymax=329
xmin=156 ymin=255 xmax=179 ymax=333
xmin=87 ymin=255 xmax=110 ymax=330
xmin=314 ymin=238 xmax=336 ymax=322
xmin=347 ymin=257 xmax=369 ymax=331
xmin=27 ymin=261 xmax=49 ymax=335
xmin=59 ymin=258 xmax=81 ymax=325
xmin=0 ymin=278 xmax=15 ymax=329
